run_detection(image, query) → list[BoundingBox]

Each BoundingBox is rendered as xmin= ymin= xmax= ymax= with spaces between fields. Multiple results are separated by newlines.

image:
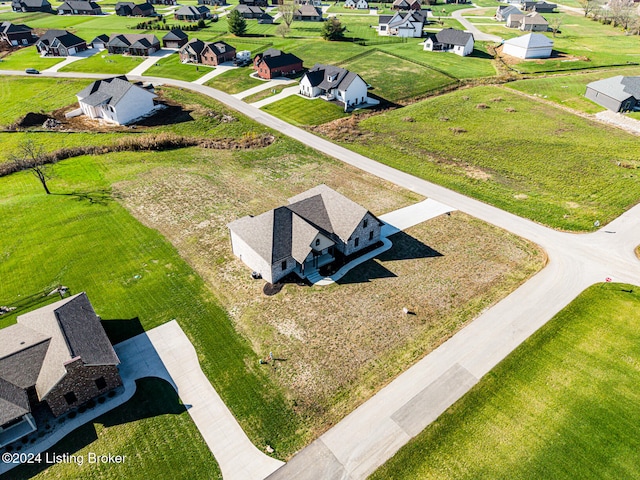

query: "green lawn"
xmin=142 ymin=52 xmax=212 ymax=82
xmin=60 ymin=52 xmax=144 ymax=74
xmin=204 ymin=67 xmax=264 ymax=93
xmin=243 ymin=82 xmax=297 ymax=104
xmin=262 ymin=94 xmax=349 ymax=125
xmin=340 ymin=85 xmax=640 ymax=231
xmin=506 ymin=66 xmax=640 ymax=113
xmin=0 ymin=47 xmax=64 ymax=71
xmin=371 ymin=283 xmax=640 ymax=480
xmin=342 ymin=50 xmax=457 ymax=102
xmin=10 ymin=378 xmax=222 ymax=480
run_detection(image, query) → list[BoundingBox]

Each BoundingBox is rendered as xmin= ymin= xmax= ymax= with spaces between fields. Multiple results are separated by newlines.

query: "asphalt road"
xmin=4 ymin=70 xmax=640 ymax=479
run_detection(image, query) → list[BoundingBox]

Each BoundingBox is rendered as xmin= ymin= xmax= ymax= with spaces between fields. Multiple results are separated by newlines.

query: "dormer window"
xmin=328 ymin=74 xmax=336 ymax=82
xmin=315 ymin=238 xmax=320 ymax=247
xmin=363 ymin=219 xmax=368 ymax=228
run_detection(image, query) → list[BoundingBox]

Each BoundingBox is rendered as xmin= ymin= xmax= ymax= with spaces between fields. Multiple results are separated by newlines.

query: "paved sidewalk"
xmin=42 ymin=48 xmax=99 ymax=73
xmin=233 ymin=77 xmax=295 ymax=100
xmin=126 ymin=49 xmax=176 ymax=77
xmin=192 ymin=64 xmax=235 ymax=85
xmin=250 ymin=86 xmax=299 ymax=108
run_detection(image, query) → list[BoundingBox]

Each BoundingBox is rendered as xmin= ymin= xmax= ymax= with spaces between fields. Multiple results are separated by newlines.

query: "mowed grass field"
xmin=0 ymin=46 xmax=63 ymax=71
xmin=204 ymin=66 xmax=264 ymax=93
xmin=142 ymin=52 xmax=212 ymax=82
xmin=505 ymin=66 xmax=640 ymax=113
xmin=10 ymin=378 xmax=222 ymax=480
xmin=371 ymin=283 xmax=640 ymax=480
xmin=261 ymin=94 xmax=350 ymax=125
xmin=59 ymin=52 xmax=144 ymax=74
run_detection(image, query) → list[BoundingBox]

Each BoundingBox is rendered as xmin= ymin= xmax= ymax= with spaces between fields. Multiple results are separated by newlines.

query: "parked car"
xmin=25 ymin=68 xmax=40 ymax=74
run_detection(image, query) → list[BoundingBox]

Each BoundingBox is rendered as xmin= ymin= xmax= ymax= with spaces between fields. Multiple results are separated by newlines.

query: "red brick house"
xmin=253 ymin=48 xmax=303 ymax=79
xmin=0 ymin=293 xmax=121 ymax=447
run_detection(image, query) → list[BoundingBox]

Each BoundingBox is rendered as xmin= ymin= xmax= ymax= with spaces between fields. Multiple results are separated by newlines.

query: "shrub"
xmin=449 ymin=126 xmax=467 ymax=134
xmin=476 ymin=103 xmax=489 ymax=109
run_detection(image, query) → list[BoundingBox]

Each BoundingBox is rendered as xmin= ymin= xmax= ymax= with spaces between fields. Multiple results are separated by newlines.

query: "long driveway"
xmin=4 ymin=69 xmax=640 ymax=479
xmin=451 ymin=8 xmax=503 ymax=42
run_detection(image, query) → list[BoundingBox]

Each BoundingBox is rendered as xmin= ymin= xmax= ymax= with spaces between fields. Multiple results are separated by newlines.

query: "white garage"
xmin=502 ymin=33 xmax=553 ymax=59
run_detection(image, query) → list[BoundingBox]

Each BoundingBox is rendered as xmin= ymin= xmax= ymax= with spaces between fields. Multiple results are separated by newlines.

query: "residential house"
xmin=495 ymin=4 xmax=522 ymax=20
xmin=507 ymin=11 xmax=548 ymax=31
xmin=107 ymin=33 xmax=160 ymax=56
xmin=90 ymin=34 xmax=109 ymax=49
xmin=445 ymin=0 xmax=469 ymax=3
xmin=239 ymin=0 xmax=268 ymax=7
xmin=299 ymin=63 xmax=371 ymax=110
xmin=344 ymin=0 xmax=369 ymax=9
xmin=234 ymin=4 xmax=272 ymax=22
xmin=147 ymin=0 xmax=176 ymax=4
xmin=502 ymin=32 xmax=553 ymax=58
xmin=198 ymin=0 xmax=227 ymax=5
xmin=11 ymin=0 xmax=52 ymax=13
xmin=76 ymin=76 xmax=157 ymax=124
xmin=228 ymin=185 xmax=383 ymax=284
xmin=174 ymin=5 xmax=211 ymax=21
xmin=378 ymin=9 xmax=427 ymax=37
xmin=293 ymin=4 xmax=323 ymax=20
xmin=585 ymin=76 xmax=640 ymax=112
xmin=115 ymin=1 xmax=155 ymax=16
xmin=0 ymin=293 xmax=121 ymax=448
xmin=424 ymin=28 xmax=474 ymax=56
xmin=179 ymin=38 xmax=235 ymax=65
xmin=253 ymin=49 xmax=303 ymax=79
xmin=35 ymin=30 xmax=87 ymax=56
xmin=392 ymin=0 xmax=421 ymax=10
xmin=162 ymin=29 xmax=188 ymax=48
xmin=0 ymin=21 xmax=37 ymax=46
xmin=523 ymin=1 xmax=556 ymax=12
xmin=57 ymin=0 xmax=102 ymax=15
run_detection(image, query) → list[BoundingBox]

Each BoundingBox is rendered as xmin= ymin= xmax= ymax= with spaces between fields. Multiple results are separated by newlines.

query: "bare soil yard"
xmin=114 ymin=149 xmax=544 ymax=435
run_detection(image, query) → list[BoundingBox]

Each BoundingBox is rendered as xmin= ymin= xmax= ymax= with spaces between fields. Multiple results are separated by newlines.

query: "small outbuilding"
xmin=502 ymin=32 xmax=552 ymax=59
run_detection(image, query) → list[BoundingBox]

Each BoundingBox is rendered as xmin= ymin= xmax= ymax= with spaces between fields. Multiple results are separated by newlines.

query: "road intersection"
xmin=3 ymin=68 xmax=640 ymax=479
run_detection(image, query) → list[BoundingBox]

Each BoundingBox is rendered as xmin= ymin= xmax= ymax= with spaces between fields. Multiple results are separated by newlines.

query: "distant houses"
xmin=424 ymin=28 xmax=474 ymax=56
xmin=162 ymin=29 xmax=188 ymax=48
xmin=506 ymin=11 xmax=548 ymax=31
xmin=76 ymin=76 xmax=157 ymax=125
xmin=115 ymin=1 xmax=155 ymax=16
xmin=147 ymin=0 xmax=176 ymax=4
xmin=57 ymin=0 xmax=102 ymax=15
xmin=11 ymin=0 xmax=52 ymax=13
xmin=179 ymin=38 xmax=236 ymax=65
xmin=392 ymin=0 xmax=421 ymax=10
xmin=198 ymin=0 xmax=226 ymax=5
xmin=233 ymin=4 xmax=273 ymax=22
xmin=496 ymin=5 xmax=522 ymax=21
xmin=253 ymin=49 xmax=303 ymax=79
xmin=344 ymin=0 xmax=369 ymax=9
xmin=0 ymin=21 xmax=37 ymax=46
xmin=174 ymin=5 xmax=211 ymax=21
xmin=378 ymin=9 xmax=427 ymax=37
xmin=107 ymin=33 xmax=160 ymax=56
xmin=502 ymin=32 xmax=553 ymax=58
xmin=300 ymin=63 xmax=374 ymax=111
xmin=523 ymin=1 xmax=556 ymax=12
xmin=293 ymin=4 xmax=323 ymax=21
xmin=90 ymin=34 xmax=109 ymax=49
xmin=585 ymin=76 xmax=640 ymax=113
xmin=35 ymin=29 xmax=87 ymax=56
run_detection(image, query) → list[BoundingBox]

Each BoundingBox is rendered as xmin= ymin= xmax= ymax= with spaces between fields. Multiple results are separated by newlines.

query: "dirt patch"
xmin=464 ymin=165 xmax=492 ymax=180
xmin=496 ymin=45 xmax=587 ymax=65
xmin=114 ymin=155 xmax=543 ymax=435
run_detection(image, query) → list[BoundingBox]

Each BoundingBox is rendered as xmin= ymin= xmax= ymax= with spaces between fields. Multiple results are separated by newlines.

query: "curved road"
xmin=4 ymin=70 xmax=640 ymax=479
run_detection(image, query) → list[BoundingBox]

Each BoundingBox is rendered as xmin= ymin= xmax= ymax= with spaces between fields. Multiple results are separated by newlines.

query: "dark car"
xmin=25 ymin=68 xmax=40 ymax=74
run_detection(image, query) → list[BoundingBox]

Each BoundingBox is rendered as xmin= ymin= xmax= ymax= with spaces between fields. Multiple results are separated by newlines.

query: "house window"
xmin=315 ymin=239 xmax=321 ymax=247
xmin=369 ymin=231 xmax=374 ymax=241
xmin=64 ymin=391 xmax=77 ymax=405
xmin=281 ymin=260 xmax=287 ymax=270
xmin=95 ymin=377 xmax=107 ymax=390
xmin=354 ymin=237 xmax=359 ymax=247
xmin=363 ymin=219 xmax=368 ymax=228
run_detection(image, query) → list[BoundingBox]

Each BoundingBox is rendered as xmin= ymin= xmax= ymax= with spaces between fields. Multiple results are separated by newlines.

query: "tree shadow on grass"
xmin=51 ymin=189 xmax=119 ymax=205
xmin=377 ymin=231 xmax=443 ymax=262
xmin=7 ymin=378 xmax=185 ymax=480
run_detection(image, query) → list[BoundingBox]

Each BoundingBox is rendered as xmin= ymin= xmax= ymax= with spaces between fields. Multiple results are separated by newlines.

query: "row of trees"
xmin=578 ymin=0 xmax=640 ymax=33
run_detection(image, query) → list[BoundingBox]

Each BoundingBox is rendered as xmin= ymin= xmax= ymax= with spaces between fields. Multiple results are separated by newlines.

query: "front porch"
xmin=296 ymin=252 xmax=335 ymax=279
xmin=0 ymin=414 xmax=37 ymax=448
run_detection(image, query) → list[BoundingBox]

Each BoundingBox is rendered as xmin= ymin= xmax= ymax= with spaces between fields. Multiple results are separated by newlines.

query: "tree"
xmin=9 ymin=139 xmax=53 ymax=194
xmin=608 ymin=0 xmax=635 ymax=29
xmin=321 ymin=17 xmax=347 ymax=41
xmin=227 ymin=9 xmax=247 ymax=36
xmin=577 ymin=0 xmax=597 ymax=17
xmin=278 ymin=1 xmax=295 ymax=28
xmin=548 ymin=16 xmax=562 ymax=36
xmin=276 ymin=23 xmax=290 ymax=37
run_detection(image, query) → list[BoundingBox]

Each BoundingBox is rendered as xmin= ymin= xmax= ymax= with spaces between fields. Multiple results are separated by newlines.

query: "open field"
xmin=204 ymin=66 xmax=264 ymax=93
xmin=261 ymin=94 xmax=350 ymax=125
xmin=142 ymin=52 xmax=212 ymax=82
xmin=243 ymin=82 xmax=296 ymax=103
xmin=59 ymin=52 xmax=144 ymax=74
xmin=0 ymin=46 xmax=63 ymax=71
xmin=371 ymin=283 xmax=640 ymax=480
xmin=505 ymin=66 xmax=640 ymax=113
xmin=10 ymin=378 xmax=222 ymax=480
xmin=327 ymin=85 xmax=640 ymax=231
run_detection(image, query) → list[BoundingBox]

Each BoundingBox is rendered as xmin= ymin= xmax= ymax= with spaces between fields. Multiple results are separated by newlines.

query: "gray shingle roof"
xmin=0 ymin=21 xmax=33 ymax=35
xmin=587 ymin=76 xmax=640 ymax=102
xmin=77 ymin=76 xmax=155 ymax=108
xmin=434 ymin=27 xmax=473 ymax=46
xmin=107 ymin=33 xmax=159 ymax=49
xmin=295 ymin=4 xmax=321 ymax=16
xmin=163 ymin=28 xmax=187 ymax=41
xmin=0 ymin=324 xmax=50 ymax=389
xmin=305 ymin=64 xmax=362 ymax=92
xmin=0 ymin=376 xmax=30 ymax=426
xmin=36 ymin=29 xmax=85 ymax=48
xmin=175 ymin=4 xmax=209 ymax=15
xmin=255 ymin=49 xmax=302 ymax=69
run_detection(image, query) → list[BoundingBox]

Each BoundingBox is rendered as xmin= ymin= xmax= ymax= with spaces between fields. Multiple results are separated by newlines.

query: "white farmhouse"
xmin=502 ymin=32 xmax=553 ymax=59
xmin=228 ymin=184 xmax=383 ymax=284
xmin=76 ymin=76 xmax=157 ymax=125
xmin=378 ymin=9 xmax=427 ymax=37
xmin=424 ymin=28 xmax=474 ymax=56
xmin=299 ymin=64 xmax=373 ymax=111
xmin=344 ymin=0 xmax=369 ymax=8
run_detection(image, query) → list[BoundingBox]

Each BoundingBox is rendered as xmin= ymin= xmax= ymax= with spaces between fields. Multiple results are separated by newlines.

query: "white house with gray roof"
xmin=76 ymin=76 xmax=157 ymax=125
xmin=378 ymin=9 xmax=427 ymax=37
xmin=585 ymin=76 xmax=640 ymax=112
xmin=228 ymin=185 xmax=383 ymax=284
xmin=0 ymin=293 xmax=121 ymax=448
xmin=424 ymin=28 xmax=474 ymax=56
xmin=299 ymin=64 xmax=372 ymax=111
